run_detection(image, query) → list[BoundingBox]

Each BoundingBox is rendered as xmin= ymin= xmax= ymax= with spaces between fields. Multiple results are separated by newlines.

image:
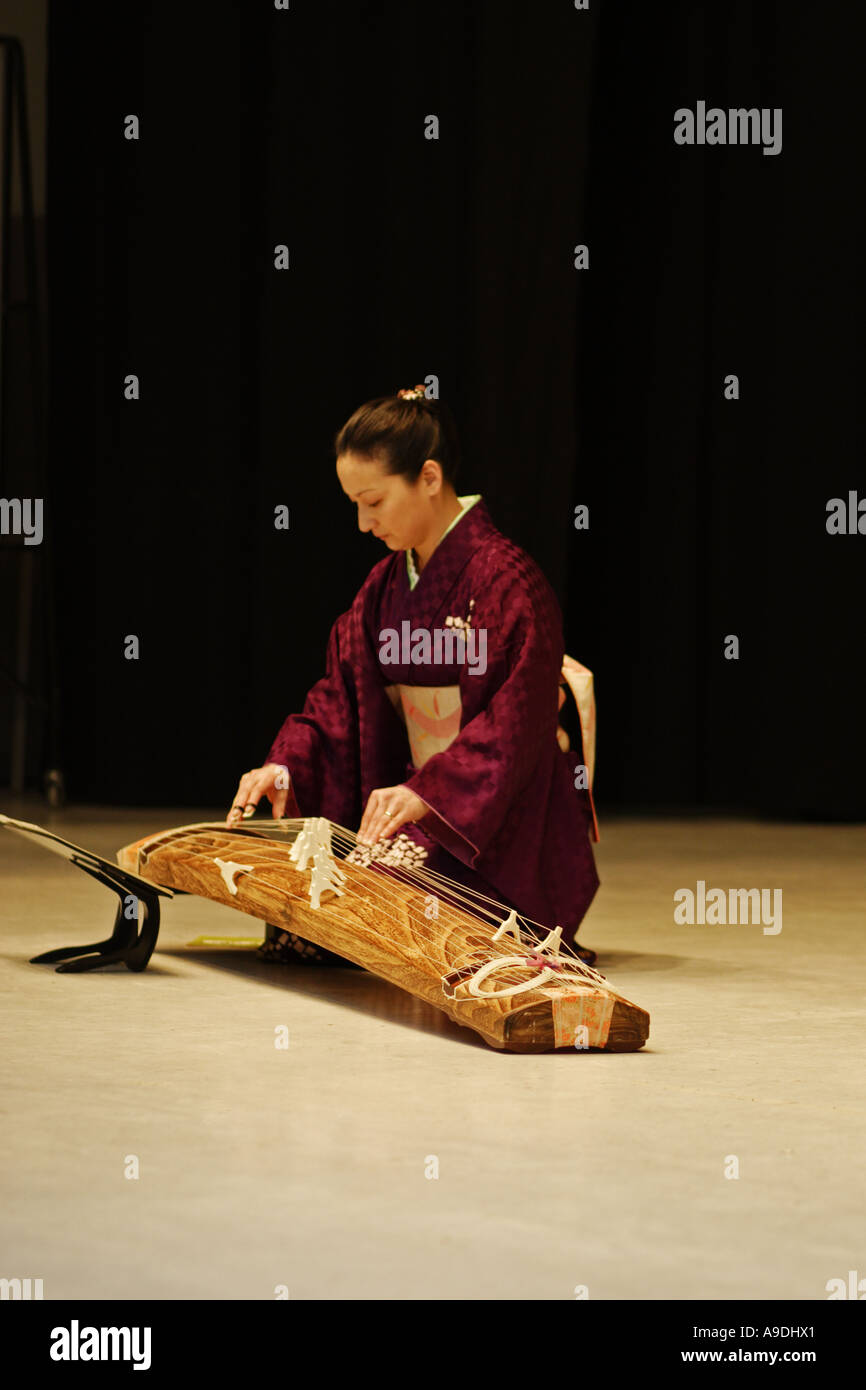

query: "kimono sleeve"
xmin=265 ymin=606 xmax=362 ymax=825
xmin=406 ymin=561 xmax=564 ymax=867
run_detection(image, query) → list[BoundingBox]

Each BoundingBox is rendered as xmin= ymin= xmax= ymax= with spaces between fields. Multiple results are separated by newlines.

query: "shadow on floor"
xmin=157 ymin=943 xmax=674 ymax=1055
xmin=160 ymin=944 xmax=495 ymax=1050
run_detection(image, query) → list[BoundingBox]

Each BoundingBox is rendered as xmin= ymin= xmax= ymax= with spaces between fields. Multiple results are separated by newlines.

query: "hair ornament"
xmin=397 ymin=384 xmax=427 ymax=401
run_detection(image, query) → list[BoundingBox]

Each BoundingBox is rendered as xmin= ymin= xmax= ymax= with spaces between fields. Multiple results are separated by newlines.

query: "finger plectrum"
xmin=243 ymin=804 xmax=256 ymax=819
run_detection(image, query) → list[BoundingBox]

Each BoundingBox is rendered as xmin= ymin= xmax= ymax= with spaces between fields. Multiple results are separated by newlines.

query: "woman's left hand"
xmin=357 ymin=784 xmax=428 ymax=845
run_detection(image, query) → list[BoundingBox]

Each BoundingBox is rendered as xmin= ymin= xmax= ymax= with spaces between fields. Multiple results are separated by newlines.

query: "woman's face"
xmin=336 ymin=451 xmax=442 ymax=551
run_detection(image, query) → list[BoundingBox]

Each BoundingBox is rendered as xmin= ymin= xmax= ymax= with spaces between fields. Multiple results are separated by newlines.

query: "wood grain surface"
xmin=117 ymin=822 xmax=650 ymax=1054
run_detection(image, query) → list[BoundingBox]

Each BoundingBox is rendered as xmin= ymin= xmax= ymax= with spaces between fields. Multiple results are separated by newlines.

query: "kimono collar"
xmin=406 ymin=494 xmax=483 ymax=591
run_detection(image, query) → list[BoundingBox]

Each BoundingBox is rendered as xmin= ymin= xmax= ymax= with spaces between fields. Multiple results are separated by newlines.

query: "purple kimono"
xmin=266 ymin=500 xmax=599 ymax=945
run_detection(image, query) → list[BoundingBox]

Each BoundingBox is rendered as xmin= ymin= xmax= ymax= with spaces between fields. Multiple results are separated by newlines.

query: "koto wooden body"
xmin=117 ymin=822 xmax=650 ymax=1054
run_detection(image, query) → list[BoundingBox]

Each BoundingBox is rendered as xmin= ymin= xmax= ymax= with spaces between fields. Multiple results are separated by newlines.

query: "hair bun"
xmin=335 ymin=389 xmax=460 ymax=485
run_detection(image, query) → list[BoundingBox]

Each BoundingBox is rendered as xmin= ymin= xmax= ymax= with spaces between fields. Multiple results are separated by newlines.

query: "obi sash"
xmin=558 ymin=656 xmax=599 ymax=842
xmin=384 ymin=684 xmax=463 ymax=769
xmin=385 ymin=653 xmax=599 ymax=842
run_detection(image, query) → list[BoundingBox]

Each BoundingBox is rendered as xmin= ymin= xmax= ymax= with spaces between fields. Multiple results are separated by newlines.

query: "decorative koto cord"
xmin=114 ymin=816 xmax=650 ymax=1054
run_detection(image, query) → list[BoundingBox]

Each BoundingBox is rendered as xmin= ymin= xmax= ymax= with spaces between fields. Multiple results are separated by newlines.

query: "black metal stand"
xmin=29 ymin=857 xmax=165 ymax=973
xmin=1 ymin=813 xmax=173 ymax=973
xmin=30 ymin=856 xmax=164 ymax=972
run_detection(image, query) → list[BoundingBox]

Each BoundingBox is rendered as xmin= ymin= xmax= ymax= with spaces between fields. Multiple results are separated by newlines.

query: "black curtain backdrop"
xmin=41 ymin=0 xmax=864 ymax=820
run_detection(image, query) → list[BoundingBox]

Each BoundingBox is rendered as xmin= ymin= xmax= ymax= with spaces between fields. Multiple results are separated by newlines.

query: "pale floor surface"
xmin=0 ymin=800 xmax=864 ymax=1301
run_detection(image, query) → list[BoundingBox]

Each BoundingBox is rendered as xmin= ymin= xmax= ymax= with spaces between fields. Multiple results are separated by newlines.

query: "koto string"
xmin=187 ymin=817 xmax=608 ymax=995
xmin=233 ymin=816 xmax=573 ymax=950
xmin=326 ymin=825 xmax=596 ymax=987
xmin=166 ymin=821 xmax=610 ymax=995
xmin=326 ymin=821 xmax=593 ymax=954
xmin=247 ymin=860 xmax=600 ymax=999
xmin=291 ymin=828 xmax=608 ymax=995
xmin=239 ymin=818 xmax=515 ymax=922
xmin=173 ymin=820 xmax=610 ymax=994
xmin=231 ymin=815 xmax=597 ymax=976
xmin=323 ymin=823 xmax=604 ymax=979
xmin=325 ymin=838 xmax=608 ymax=994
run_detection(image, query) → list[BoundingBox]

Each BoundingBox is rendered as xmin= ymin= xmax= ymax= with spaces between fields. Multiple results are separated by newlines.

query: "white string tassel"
xmin=466 ymin=955 xmax=556 ymax=998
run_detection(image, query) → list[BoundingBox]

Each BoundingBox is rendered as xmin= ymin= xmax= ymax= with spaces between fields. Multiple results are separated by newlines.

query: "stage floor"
xmin=1 ymin=801 xmax=863 ymax=1300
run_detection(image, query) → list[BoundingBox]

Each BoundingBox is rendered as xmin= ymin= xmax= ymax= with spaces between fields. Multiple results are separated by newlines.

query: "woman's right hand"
xmin=226 ymin=764 xmax=291 ymax=826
